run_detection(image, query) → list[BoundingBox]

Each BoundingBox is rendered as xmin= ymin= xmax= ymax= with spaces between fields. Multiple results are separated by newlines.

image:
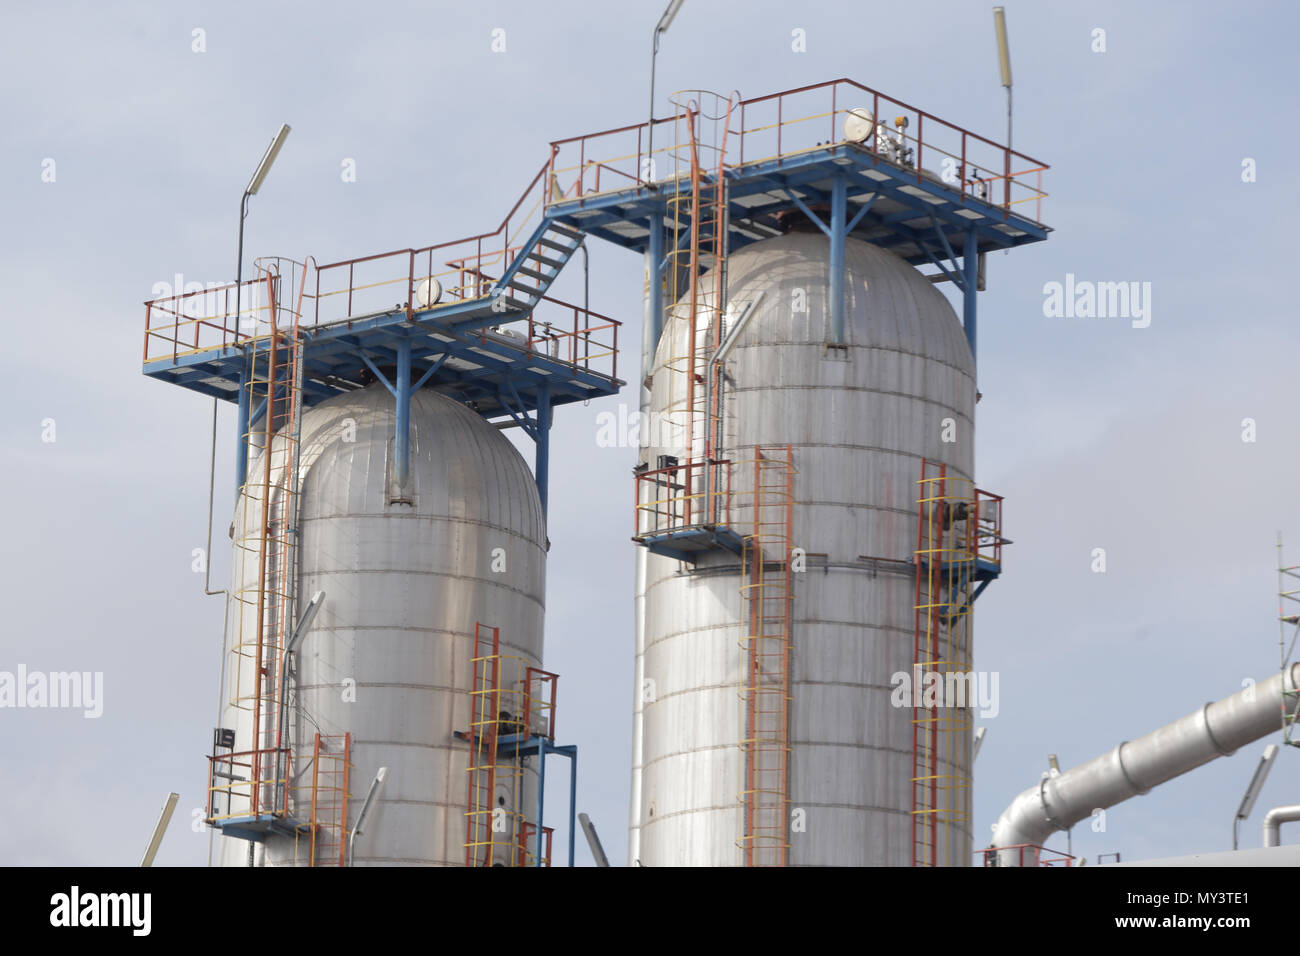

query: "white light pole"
xmin=236 ymin=124 xmax=291 ymax=332
xmin=348 ymin=767 xmax=389 ymax=866
xmin=1234 ymin=743 xmax=1279 ymax=850
xmin=646 ymin=0 xmax=685 ymax=185
xmin=139 ymin=792 xmax=179 ymax=867
xmin=992 ymin=7 xmax=1012 ymax=153
xmin=579 ymin=812 xmax=611 ymax=867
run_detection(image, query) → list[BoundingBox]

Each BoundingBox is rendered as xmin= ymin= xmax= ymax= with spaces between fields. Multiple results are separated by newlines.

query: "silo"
xmin=633 ymin=231 xmax=976 ymax=866
xmin=215 ymin=383 xmax=547 ymax=866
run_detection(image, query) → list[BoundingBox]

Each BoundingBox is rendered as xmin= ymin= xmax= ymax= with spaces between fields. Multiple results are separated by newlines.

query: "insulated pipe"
xmin=992 ymin=663 xmax=1300 ymax=866
xmin=1263 ymin=804 xmax=1300 ymax=848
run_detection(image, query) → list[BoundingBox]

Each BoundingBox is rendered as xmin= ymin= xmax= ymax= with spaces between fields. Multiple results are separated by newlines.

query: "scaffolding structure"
xmin=660 ymin=92 xmax=737 ymax=468
xmin=305 ymin=732 xmax=352 ymax=867
xmin=208 ymin=258 xmax=310 ymax=836
xmin=911 ymin=459 xmax=1004 ymax=867
xmin=461 ymin=622 xmax=576 ymax=867
xmin=465 ymin=623 xmax=526 ymax=867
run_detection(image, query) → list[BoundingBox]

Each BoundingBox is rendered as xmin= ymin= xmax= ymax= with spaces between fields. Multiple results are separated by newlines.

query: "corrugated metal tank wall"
xmin=216 ymin=384 xmax=546 ymax=866
xmin=633 ymin=232 xmax=975 ymax=866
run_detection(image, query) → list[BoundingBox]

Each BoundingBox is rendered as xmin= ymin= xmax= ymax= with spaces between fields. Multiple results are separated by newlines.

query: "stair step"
xmin=547 ymin=223 xmax=583 ymax=241
xmin=515 ymin=266 xmax=554 ymax=281
xmin=537 ymin=235 xmax=578 ymax=253
xmin=527 ymin=253 xmax=566 ymax=270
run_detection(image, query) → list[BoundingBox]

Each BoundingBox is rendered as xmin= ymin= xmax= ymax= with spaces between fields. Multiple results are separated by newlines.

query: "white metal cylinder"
xmin=633 ymin=233 xmax=976 ymax=865
xmin=215 ymin=384 xmax=546 ymax=866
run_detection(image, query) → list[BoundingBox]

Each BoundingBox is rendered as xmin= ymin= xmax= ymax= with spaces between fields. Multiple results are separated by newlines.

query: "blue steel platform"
xmin=635 ymin=525 xmax=746 ymax=563
xmin=549 ymin=140 xmax=1048 ymax=266
xmin=142 ymin=304 xmax=620 ymax=420
xmin=209 ymin=813 xmax=303 ymax=843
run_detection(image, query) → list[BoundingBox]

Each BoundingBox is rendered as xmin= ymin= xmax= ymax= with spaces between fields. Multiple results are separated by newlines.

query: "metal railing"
xmin=522 ymin=666 xmax=558 ymax=740
xmin=143 ymin=253 xmax=620 ymax=383
xmin=206 ymin=746 xmax=293 ymax=823
xmin=973 ymin=488 xmax=1005 ymax=570
xmin=633 ymin=457 xmax=732 ymax=538
xmin=517 ymin=823 xmax=554 ymax=867
xmin=549 ymin=78 xmax=1049 ymax=225
xmin=145 ymin=78 xmax=1033 ymax=384
xmin=978 ymin=843 xmax=1077 ymax=867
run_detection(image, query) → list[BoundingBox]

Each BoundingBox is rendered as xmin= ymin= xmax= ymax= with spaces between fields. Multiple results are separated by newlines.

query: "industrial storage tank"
xmin=215 ymin=383 xmax=547 ymax=866
xmin=631 ymin=231 xmax=976 ymax=866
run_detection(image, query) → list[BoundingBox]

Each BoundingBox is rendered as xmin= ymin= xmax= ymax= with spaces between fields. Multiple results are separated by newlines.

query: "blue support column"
xmin=535 ymin=381 xmax=551 ymax=516
xmin=536 ymin=741 xmax=547 ymax=867
xmin=234 ymin=359 xmax=250 ymax=493
xmin=962 ymin=228 xmax=979 ymax=362
xmin=567 ymin=749 xmax=576 ymax=868
xmin=395 ymin=338 xmax=411 ymax=488
xmin=646 ymin=212 xmax=665 ymax=365
xmin=829 ymin=174 xmax=847 ymax=343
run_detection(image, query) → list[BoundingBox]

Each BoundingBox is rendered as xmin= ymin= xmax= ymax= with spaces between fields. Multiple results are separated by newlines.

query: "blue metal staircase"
xmin=489 ymin=220 xmax=585 ymax=314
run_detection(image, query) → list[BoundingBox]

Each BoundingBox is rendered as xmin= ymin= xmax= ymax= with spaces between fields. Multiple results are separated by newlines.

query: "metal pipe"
xmin=647 ymin=24 xmax=660 ymax=183
xmin=1263 ymin=804 xmax=1300 ymax=848
xmin=203 ymin=399 xmax=225 ymax=596
xmin=581 ymin=241 xmax=589 ymax=360
xmin=273 ymin=591 xmax=326 ymax=808
xmin=234 ymin=193 xmax=251 ymax=496
xmin=646 ymin=213 xmax=665 ymax=369
xmin=992 ymin=664 xmax=1300 ymax=865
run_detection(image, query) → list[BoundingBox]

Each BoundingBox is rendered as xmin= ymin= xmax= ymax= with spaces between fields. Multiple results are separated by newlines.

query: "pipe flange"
xmin=1115 ymin=741 xmax=1150 ymax=796
xmin=1200 ymin=702 xmax=1235 ymax=757
xmin=1037 ymin=774 xmax=1063 ymax=832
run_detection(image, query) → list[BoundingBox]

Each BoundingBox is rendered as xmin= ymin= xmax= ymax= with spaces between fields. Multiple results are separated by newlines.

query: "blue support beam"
xmin=829 ymin=174 xmax=847 ymax=344
xmin=785 ymin=189 xmax=830 ymax=235
xmin=962 ymin=228 xmax=979 ymax=362
xmin=395 ymin=338 xmax=411 ymax=489
xmin=535 ymin=379 xmax=551 ymax=517
xmin=413 ymin=353 xmax=448 ymax=391
xmin=846 ymin=193 xmax=877 ymax=232
xmin=927 ymin=210 xmax=964 ymax=287
xmin=786 ymin=178 xmax=848 ymax=343
xmin=536 ymin=736 xmax=546 ymax=867
xmin=567 ymin=749 xmax=576 ymax=868
xmin=360 ymin=353 xmax=396 ymax=396
xmin=249 ymin=396 xmax=268 ymax=429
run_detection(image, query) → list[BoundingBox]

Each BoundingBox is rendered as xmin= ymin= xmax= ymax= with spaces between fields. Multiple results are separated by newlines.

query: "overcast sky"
xmin=2 ymin=0 xmax=1298 ymax=867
